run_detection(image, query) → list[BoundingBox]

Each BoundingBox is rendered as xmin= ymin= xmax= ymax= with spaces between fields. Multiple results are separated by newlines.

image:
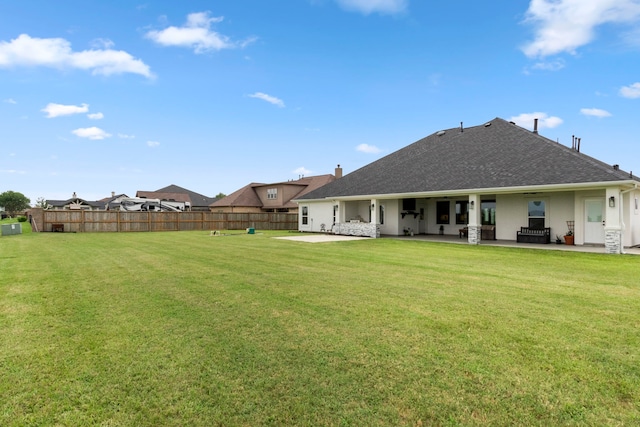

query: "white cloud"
xmin=147 ymin=140 xmax=160 ymax=147
xmin=118 ymin=133 xmax=135 ymax=139
xmin=3 ymin=98 xmax=16 ymax=104
xmin=356 ymin=143 xmax=382 ymax=154
xmin=90 ymin=38 xmax=115 ymax=49
xmin=293 ymin=166 xmax=311 ymax=176
xmin=145 ymin=11 xmax=256 ymax=53
xmin=620 ymin=82 xmax=640 ymax=98
xmin=521 ymin=0 xmax=640 ymax=58
xmin=580 ymin=108 xmax=612 ymax=118
xmin=529 ymin=58 xmax=566 ymax=72
xmin=335 ymin=0 xmax=408 ymax=15
xmin=248 ymin=92 xmax=285 ymax=107
xmin=42 ymin=102 xmax=89 ymax=118
xmin=71 ymin=127 xmax=111 ymax=140
xmin=508 ymin=112 xmax=563 ymax=130
xmin=0 ymin=34 xmax=153 ymax=78
xmin=0 ymin=169 xmax=26 ymax=174
xmin=87 ymin=112 xmax=104 ymax=120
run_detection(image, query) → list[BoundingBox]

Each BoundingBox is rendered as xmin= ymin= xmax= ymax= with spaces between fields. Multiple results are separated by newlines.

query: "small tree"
xmin=0 ymin=191 xmax=31 ymax=216
xmin=214 ymin=192 xmax=226 ymax=200
xmin=35 ymin=197 xmax=49 ymax=209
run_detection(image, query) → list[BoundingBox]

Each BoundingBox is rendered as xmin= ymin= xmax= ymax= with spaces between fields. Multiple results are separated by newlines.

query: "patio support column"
xmin=370 ymin=199 xmax=378 ymax=224
xmin=605 ymin=188 xmax=622 ymax=254
xmin=336 ymin=201 xmax=344 ymax=224
xmin=467 ymin=194 xmax=481 ymax=245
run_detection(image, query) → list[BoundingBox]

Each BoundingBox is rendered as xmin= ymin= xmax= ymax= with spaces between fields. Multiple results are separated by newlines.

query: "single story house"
xmin=46 ymin=192 xmax=122 ymax=211
xmin=294 ymin=117 xmax=640 ymax=254
xmin=210 ymin=172 xmax=338 ymax=214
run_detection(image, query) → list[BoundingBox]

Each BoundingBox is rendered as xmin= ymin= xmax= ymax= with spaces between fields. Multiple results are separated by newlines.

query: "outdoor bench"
xmin=516 ymin=227 xmax=551 ymax=244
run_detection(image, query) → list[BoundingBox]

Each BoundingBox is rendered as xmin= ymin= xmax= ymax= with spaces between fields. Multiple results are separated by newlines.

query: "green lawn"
xmin=1 ymin=230 xmax=639 ymax=426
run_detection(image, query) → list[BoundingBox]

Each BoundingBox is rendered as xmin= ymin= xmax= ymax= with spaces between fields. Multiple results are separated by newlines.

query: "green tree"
xmin=0 ymin=191 xmax=31 ymax=216
xmin=214 ymin=192 xmax=226 ymax=200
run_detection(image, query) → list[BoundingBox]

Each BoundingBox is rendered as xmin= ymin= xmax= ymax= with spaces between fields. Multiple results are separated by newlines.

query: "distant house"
xmin=294 ymin=118 xmax=640 ymax=254
xmin=210 ymin=170 xmax=340 ymax=214
xmin=136 ymin=184 xmax=218 ymax=212
xmin=46 ymin=192 xmax=118 ymax=211
xmin=100 ymin=193 xmax=130 ymax=210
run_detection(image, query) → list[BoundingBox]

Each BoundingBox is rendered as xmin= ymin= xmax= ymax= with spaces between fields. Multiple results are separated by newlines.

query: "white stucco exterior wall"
xmin=298 ymin=201 xmax=336 ymax=232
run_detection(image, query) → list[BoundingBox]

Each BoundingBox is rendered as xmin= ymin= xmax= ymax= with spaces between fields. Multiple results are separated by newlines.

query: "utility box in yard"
xmin=1 ymin=223 xmax=22 ymax=236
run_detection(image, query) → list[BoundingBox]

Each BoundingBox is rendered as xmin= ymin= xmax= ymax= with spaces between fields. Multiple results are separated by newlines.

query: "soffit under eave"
xmin=302 ymin=180 xmax=639 ymax=202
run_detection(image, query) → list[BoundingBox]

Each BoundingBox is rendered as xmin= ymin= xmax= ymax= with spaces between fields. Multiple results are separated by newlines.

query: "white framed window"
xmin=267 ymin=188 xmax=277 ymax=200
xmin=527 ymin=199 xmax=546 ymax=228
xmin=301 ymin=206 xmax=309 ymax=225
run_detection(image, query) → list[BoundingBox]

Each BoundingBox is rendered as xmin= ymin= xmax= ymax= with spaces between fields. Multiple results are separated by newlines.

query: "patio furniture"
xmin=516 ymin=227 xmax=551 ymax=244
xmin=459 ymin=226 xmax=495 ymax=239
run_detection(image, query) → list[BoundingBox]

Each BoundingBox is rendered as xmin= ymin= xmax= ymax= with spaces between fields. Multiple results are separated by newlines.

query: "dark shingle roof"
xmin=145 ymin=185 xmax=217 ymax=207
xmin=299 ymin=117 xmax=638 ymax=200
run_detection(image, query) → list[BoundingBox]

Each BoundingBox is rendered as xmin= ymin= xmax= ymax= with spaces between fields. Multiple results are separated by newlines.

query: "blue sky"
xmin=1 ymin=0 xmax=640 ymax=202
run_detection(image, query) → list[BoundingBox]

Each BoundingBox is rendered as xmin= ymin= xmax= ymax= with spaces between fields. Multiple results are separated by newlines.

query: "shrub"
xmin=17 ymin=216 xmax=27 ymax=222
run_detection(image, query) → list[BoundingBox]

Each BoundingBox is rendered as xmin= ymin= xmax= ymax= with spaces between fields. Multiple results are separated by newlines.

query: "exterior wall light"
xmin=609 ymin=196 xmax=615 ymax=208
xmin=371 ymin=203 xmax=375 ymax=210
xmin=470 ymin=200 xmax=475 ymax=209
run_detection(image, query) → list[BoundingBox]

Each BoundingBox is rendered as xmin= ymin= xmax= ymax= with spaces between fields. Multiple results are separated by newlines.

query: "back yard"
xmin=1 ymin=230 xmax=639 ymax=426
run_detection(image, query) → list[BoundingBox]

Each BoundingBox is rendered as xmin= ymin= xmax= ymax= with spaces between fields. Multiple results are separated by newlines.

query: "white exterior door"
xmin=300 ymin=205 xmax=312 ymax=231
xmin=584 ymin=199 xmax=605 ymax=244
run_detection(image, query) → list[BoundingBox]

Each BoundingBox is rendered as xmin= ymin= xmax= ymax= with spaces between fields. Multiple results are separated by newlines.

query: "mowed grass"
xmin=1 ymin=230 xmax=639 ymax=426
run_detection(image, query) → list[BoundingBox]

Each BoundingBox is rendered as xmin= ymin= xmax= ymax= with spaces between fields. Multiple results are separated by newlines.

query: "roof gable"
xmin=210 ymin=183 xmax=264 ymax=208
xmin=299 ymin=118 xmax=638 ymax=200
xmin=211 ymin=174 xmax=336 ymax=209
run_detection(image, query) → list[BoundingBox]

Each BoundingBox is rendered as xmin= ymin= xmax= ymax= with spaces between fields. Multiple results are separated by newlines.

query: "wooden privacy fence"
xmin=34 ymin=210 xmax=298 ymax=233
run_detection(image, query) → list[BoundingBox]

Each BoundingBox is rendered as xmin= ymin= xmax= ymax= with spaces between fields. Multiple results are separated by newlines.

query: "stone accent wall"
xmin=334 ymin=222 xmax=379 ymax=238
xmin=467 ymin=225 xmax=480 ymax=245
xmin=605 ymin=228 xmax=622 ymax=254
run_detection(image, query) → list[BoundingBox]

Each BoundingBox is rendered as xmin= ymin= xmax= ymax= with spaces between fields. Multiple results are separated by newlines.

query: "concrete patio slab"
xmin=274 ymin=234 xmax=369 ymax=243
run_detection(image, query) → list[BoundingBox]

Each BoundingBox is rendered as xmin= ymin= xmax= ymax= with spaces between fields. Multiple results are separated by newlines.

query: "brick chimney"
xmin=335 ymin=164 xmax=343 ymax=179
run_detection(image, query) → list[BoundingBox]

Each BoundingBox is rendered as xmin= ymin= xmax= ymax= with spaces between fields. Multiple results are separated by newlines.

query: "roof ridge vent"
xmin=436 ymin=130 xmax=446 ymax=136
xmin=484 ymin=122 xmax=492 ymax=127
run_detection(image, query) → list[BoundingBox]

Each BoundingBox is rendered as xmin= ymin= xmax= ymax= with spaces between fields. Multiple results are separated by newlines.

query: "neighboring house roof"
xmin=98 ymin=193 xmax=128 ymax=203
xmin=137 ymin=184 xmax=217 ymax=208
xmin=46 ymin=197 xmax=105 ymax=209
xmin=211 ymin=174 xmax=336 ymax=209
xmin=98 ymin=193 xmax=129 ymax=210
xmin=210 ymin=183 xmax=266 ymax=208
xmin=298 ymin=117 xmax=639 ymax=200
